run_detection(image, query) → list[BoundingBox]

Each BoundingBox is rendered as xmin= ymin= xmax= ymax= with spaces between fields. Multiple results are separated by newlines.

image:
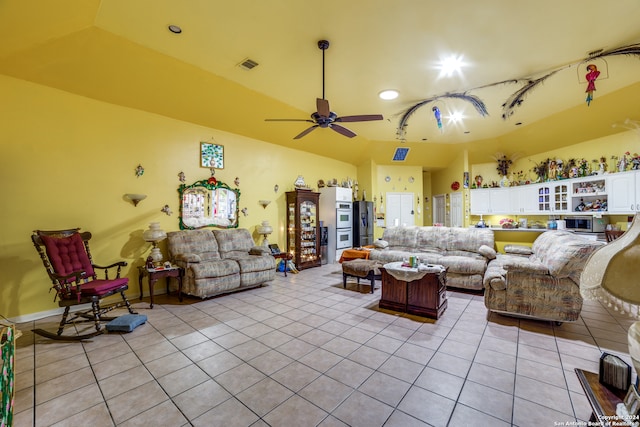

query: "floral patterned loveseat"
xmin=368 ymin=226 xmax=496 ymax=291
xmin=483 ymin=231 xmax=604 ymax=323
xmin=167 ymin=228 xmax=275 ymax=299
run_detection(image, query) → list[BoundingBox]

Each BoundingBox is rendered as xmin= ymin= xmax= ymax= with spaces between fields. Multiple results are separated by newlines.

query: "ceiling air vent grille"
xmin=238 ymin=58 xmax=259 ymax=70
xmin=392 ymin=147 xmax=410 ymax=162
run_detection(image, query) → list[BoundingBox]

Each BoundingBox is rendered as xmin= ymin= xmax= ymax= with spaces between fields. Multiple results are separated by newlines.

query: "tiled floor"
xmin=11 ymin=263 xmax=634 ymax=426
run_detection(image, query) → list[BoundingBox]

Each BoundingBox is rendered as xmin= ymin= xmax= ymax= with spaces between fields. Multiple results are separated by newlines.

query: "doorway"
xmin=386 ymin=193 xmax=415 ymax=227
xmin=449 ymin=192 xmax=463 ymax=227
xmin=433 ymin=194 xmax=445 ymax=225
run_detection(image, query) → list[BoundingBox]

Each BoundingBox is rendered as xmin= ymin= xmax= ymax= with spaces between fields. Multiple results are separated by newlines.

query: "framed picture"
xmin=200 ymin=142 xmax=224 ymax=169
xmin=624 ymin=384 xmax=640 ymax=417
xmin=268 ymin=244 xmax=281 ymax=254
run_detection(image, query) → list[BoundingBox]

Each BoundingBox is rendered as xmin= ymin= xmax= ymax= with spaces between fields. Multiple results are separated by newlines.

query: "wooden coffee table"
xmin=379 ymin=262 xmax=447 ymax=319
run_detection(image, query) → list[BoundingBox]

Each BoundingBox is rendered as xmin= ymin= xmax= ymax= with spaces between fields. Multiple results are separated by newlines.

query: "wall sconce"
xmin=259 ymin=200 xmax=271 ymax=209
xmin=125 ymin=193 xmax=147 ymax=207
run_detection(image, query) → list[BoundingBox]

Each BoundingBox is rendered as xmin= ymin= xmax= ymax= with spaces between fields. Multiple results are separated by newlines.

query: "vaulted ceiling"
xmin=2 ymin=1 xmax=640 ymax=169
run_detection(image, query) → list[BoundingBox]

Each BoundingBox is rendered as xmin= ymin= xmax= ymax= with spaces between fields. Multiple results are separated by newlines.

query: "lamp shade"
xmin=256 ymin=221 xmax=273 ymax=236
xmin=581 ymin=215 xmax=640 ymax=316
xmin=142 ymin=222 xmax=167 ymax=243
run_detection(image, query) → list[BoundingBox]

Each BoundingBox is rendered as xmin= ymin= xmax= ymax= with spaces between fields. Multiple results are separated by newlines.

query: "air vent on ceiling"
xmin=392 ymin=147 xmax=410 ymax=162
xmin=238 ymin=58 xmax=259 ymax=70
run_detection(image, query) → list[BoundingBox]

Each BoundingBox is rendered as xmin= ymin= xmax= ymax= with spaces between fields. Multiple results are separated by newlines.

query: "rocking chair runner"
xmin=31 ymin=228 xmax=136 ymax=340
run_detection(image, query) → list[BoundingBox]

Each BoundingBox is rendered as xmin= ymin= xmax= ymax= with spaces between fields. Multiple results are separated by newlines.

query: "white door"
xmin=450 ymin=192 xmax=463 ymax=227
xmin=386 ymin=193 xmax=415 ymax=227
xmin=433 ymin=194 xmax=446 ymax=225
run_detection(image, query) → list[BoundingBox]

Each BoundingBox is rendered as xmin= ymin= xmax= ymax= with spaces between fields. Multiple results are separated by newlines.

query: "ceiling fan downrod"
xmin=318 ymin=40 xmax=330 ymax=100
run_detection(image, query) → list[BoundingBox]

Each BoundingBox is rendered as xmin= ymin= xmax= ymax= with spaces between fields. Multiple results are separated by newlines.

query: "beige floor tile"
xmin=448 ymin=403 xmax=512 ymax=427
xmin=384 ymin=409 xmax=430 ymax=426
xmin=321 ymin=336 xmax=361 ymax=357
xmin=35 ymin=353 xmax=90 ymax=384
xmin=236 ymin=377 xmax=294 ymax=417
xmin=193 ymin=397 xmax=259 ymax=427
xmin=228 ymin=339 xmax=271 ymax=361
xmin=512 ymin=396 xmax=576 ymax=427
xmin=197 ymin=350 xmax=243 ymax=377
xmin=172 ymin=379 xmax=232 ymax=420
xmin=458 ymin=380 xmax=513 ymax=422
xmin=98 ymin=365 xmax=154 ymax=400
xmin=215 ymin=363 xmax=266 ymax=394
xmin=158 ymin=363 xmax=210 ymax=397
xmin=275 ymin=337 xmax=317 ymax=359
xmin=347 ymin=344 xmax=391 ymax=370
xmin=414 ymin=366 xmax=465 ymax=400
xmin=247 ymin=348 xmax=294 ymax=375
xmin=298 ymin=375 xmax=354 ymax=412
xmin=263 ymin=395 xmax=328 ymax=427
xmin=50 ymin=403 xmax=115 ymax=427
xmin=427 ymin=352 xmax=472 ymax=378
xmin=271 ymin=361 xmax=320 ymax=392
xmin=378 ymin=354 xmax=424 ymax=384
xmin=332 ymin=390 xmax=394 ymax=427
xmin=298 ymin=347 xmax=343 ymax=373
xmin=358 ymin=371 xmax=411 ymax=407
xmin=515 ymin=375 xmax=573 ymax=416
xmin=106 ymin=381 xmax=169 ymax=425
xmin=181 ymin=339 xmax=225 ymax=362
xmin=393 ymin=342 xmax=435 ymax=365
xmin=144 ymin=350 xmax=191 ymax=378
xmin=326 ymin=358 xmax=374 ymax=388
xmin=35 ymin=366 xmax=95 ymax=405
xmin=35 ymin=383 xmax=105 ymax=426
xmin=118 ymin=399 xmax=188 ymax=426
xmin=397 ymin=386 xmax=456 ymax=427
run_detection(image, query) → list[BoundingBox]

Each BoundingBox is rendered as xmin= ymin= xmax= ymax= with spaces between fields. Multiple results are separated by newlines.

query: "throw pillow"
xmin=373 ymin=239 xmax=389 ymax=249
xmin=478 ymin=244 xmax=497 ymax=260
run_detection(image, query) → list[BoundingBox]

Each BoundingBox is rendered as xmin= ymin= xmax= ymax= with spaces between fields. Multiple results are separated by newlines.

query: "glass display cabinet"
xmin=286 ymin=190 xmax=321 ymax=270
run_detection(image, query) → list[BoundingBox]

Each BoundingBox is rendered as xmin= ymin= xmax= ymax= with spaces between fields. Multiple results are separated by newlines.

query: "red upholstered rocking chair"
xmin=31 ymin=228 xmax=136 ymax=340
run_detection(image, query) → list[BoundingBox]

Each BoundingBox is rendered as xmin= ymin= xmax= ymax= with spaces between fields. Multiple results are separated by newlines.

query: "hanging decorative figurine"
xmin=585 ymin=64 xmax=600 ymax=106
xmin=135 ymin=164 xmax=144 ymax=177
xmin=432 ymin=106 xmax=443 ymax=131
xmin=178 ymin=171 xmax=186 ymax=183
xmin=161 ymin=205 xmax=173 ymax=216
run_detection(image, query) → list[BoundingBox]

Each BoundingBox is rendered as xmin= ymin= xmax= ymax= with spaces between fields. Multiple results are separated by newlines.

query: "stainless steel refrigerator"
xmin=352 ymin=201 xmax=374 ymax=247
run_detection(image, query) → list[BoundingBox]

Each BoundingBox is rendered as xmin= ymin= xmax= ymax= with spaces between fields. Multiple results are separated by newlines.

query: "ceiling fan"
xmin=265 ymin=40 xmax=384 ymax=139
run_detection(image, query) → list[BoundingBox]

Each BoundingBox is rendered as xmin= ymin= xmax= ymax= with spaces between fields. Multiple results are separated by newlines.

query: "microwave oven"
xmin=564 ymin=216 xmax=607 ymax=233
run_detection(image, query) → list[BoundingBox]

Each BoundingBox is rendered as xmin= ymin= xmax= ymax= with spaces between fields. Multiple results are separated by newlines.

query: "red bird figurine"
xmin=585 ymin=64 xmax=600 ymax=106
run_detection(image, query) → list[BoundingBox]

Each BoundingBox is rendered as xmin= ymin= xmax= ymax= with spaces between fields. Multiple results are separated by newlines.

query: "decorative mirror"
xmin=178 ymin=178 xmax=240 ymax=229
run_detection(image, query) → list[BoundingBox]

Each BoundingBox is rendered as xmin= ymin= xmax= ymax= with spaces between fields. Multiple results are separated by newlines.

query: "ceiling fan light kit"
xmin=265 ymin=40 xmax=383 ymax=139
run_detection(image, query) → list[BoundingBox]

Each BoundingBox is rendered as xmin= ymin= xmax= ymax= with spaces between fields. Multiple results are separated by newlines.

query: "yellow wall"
xmin=0 ymin=75 xmax=356 ymax=319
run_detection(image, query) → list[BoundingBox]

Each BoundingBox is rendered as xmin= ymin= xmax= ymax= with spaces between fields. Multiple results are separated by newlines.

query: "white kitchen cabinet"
xmin=607 ymin=170 xmax=640 ymax=213
xmin=470 ymin=188 xmax=510 ymax=214
xmin=510 ymin=184 xmax=540 ymax=214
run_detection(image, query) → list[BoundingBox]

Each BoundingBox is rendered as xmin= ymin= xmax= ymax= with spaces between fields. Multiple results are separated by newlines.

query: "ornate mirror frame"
xmin=178 ymin=178 xmax=240 ymax=230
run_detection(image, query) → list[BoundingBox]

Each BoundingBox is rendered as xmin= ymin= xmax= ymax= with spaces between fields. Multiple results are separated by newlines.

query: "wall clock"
xmin=451 ymin=181 xmax=460 ymax=191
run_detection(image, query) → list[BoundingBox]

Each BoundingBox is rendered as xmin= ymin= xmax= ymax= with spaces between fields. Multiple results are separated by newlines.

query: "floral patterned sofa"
xmin=368 ymin=226 xmax=496 ymax=291
xmin=167 ymin=228 xmax=275 ymax=299
xmin=483 ymin=231 xmax=604 ymax=323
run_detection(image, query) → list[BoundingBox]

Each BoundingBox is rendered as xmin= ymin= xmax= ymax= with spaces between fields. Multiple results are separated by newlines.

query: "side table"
xmin=138 ymin=266 xmax=184 ymax=308
xmin=575 ymin=368 xmax=630 ymax=426
xmin=273 ymin=252 xmax=293 ymax=277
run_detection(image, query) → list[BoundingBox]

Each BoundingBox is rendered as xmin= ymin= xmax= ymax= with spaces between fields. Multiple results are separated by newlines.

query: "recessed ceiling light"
xmin=438 ymin=55 xmax=465 ymax=78
xmin=168 ymin=25 xmax=182 ymax=34
xmin=379 ymin=90 xmax=399 ymax=100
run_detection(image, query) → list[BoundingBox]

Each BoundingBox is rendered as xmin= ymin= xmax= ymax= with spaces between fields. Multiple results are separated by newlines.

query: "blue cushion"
xmin=106 ymin=314 xmax=147 ymax=332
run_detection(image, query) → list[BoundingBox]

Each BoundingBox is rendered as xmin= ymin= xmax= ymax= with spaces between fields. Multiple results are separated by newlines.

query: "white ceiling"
xmin=2 ymin=0 xmax=640 ymax=167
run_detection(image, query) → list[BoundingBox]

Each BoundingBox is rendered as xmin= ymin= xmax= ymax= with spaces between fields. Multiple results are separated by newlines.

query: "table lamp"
xmin=142 ymin=222 xmax=167 ymax=265
xmin=581 ymin=215 xmax=639 ymax=374
xmin=256 ymin=220 xmax=273 ymax=247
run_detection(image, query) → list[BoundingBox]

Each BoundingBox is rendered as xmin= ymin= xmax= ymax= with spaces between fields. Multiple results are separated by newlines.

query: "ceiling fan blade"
xmin=293 ymin=125 xmax=319 ymax=139
xmin=316 ymin=98 xmax=330 ymax=117
xmin=330 ymin=124 xmax=357 ymax=138
xmin=265 ymin=118 xmax=314 ymax=122
xmin=336 ymin=114 xmax=384 ymax=123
